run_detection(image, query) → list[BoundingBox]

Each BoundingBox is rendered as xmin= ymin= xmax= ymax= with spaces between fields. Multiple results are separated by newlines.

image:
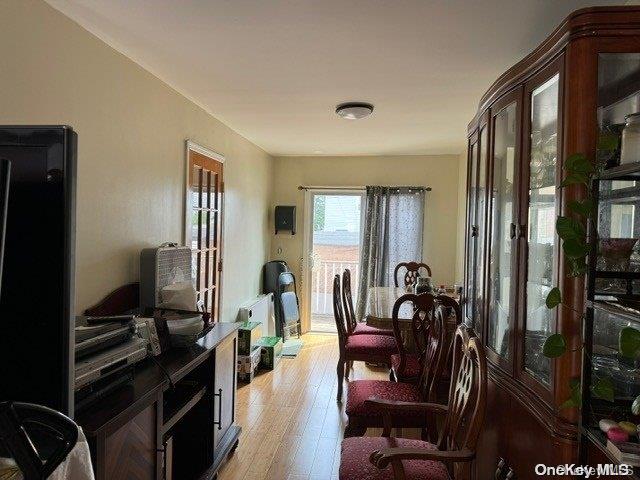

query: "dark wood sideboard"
xmin=75 ymin=321 xmax=241 ymax=480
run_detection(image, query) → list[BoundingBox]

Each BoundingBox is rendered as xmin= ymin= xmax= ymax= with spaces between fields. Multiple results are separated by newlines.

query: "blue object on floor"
xmin=281 ymin=338 xmax=303 ymax=357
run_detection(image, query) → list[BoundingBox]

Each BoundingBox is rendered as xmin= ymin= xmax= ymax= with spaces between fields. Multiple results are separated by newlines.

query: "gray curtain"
xmin=355 ymin=186 xmax=426 ymax=320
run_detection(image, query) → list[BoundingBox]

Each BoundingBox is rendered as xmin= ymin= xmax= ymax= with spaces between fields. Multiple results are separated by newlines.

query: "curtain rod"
xmin=297 ymin=185 xmax=432 ymax=191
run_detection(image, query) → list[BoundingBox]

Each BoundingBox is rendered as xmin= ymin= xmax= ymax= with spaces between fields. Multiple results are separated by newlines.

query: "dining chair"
xmin=431 ymin=294 xmax=463 ymax=402
xmin=391 ymin=294 xmax=462 ymax=386
xmin=339 ymin=325 xmax=487 ymax=480
xmin=389 ymin=291 xmax=435 ymax=384
xmin=393 ymin=262 xmax=432 ymax=288
xmin=342 ymin=269 xmax=394 ymax=337
xmin=334 ymin=275 xmax=398 ymax=402
xmin=344 ymin=299 xmax=447 ymax=439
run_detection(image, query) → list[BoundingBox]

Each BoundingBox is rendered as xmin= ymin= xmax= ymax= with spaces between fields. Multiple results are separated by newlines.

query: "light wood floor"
xmin=217 ymin=333 xmax=414 ymax=480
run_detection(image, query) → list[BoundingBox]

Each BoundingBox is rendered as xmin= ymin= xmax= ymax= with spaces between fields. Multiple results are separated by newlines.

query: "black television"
xmin=0 ymin=126 xmax=76 ymax=416
xmin=0 ymin=159 xmax=8 ymax=294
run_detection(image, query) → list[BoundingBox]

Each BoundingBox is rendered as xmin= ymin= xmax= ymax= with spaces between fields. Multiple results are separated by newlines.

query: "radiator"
xmin=238 ymin=294 xmax=275 ymax=336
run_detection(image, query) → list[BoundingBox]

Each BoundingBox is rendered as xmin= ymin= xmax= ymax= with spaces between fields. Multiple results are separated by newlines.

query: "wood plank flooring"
xmin=217 ymin=333 xmax=418 ymax=480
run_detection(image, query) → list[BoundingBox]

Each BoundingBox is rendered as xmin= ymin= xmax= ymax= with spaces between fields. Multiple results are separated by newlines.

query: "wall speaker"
xmin=275 ymin=206 xmax=296 ymax=235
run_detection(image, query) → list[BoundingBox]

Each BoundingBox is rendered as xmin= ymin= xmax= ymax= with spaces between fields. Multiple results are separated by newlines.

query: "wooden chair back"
xmin=391 ymin=292 xmax=436 ymax=380
xmin=333 ymin=275 xmax=349 ymax=347
xmin=393 ymin=262 xmax=432 ymax=288
xmin=435 ymin=294 xmax=463 ymax=381
xmin=341 ymin=269 xmax=358 ymax=334
xmin=438 ymin=326 xmax=487 ymax=477
xmin=417 ymin=304 xmax=447 ymax=401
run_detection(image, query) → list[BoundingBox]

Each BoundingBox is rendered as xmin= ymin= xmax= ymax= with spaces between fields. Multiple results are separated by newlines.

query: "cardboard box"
xmin=237 ymin=321 xmax=262 ymax=356
xmin=257 ymin=336 xmax=283 ymax=370
xmin=237 ymin=346 xmax=261 ymax=383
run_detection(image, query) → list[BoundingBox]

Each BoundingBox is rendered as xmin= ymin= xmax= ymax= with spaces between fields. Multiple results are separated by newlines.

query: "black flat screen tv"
xmin=0 ymin=159 xmax=8 ymax=296
xmin=0 ymin=126 xmax=76 ymax=416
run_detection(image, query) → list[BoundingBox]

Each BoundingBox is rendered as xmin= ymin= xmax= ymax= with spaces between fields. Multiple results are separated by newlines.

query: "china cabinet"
xmin=464 ymin=6 xmax=640 ymax=478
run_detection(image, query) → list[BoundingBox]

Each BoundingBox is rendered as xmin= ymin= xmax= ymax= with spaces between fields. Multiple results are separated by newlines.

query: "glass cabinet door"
xmin=465 ymin=137 xmax=478 ymax=326
xmin=488 ymin=99 xmax=519 ymax=362
xmin=522 ymin=72 xmax=560 ymax=386
xmin=474 ymin=126 xmax=488 ymax=333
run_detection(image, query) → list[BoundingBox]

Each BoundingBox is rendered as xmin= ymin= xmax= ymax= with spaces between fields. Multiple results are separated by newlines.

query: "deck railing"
xmin=311 ymin=259 xmax=359 ymax=316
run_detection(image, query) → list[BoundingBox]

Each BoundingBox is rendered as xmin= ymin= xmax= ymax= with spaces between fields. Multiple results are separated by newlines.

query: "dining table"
xmin=364 ymin=286 xmax=460 ymax=352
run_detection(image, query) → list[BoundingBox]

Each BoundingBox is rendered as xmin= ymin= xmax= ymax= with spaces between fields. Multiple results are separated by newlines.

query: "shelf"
xmin=582 ymin=426 xmax=640 ymax=478
xmin=598 ymin=163 xmax=640 ymax=180
xmin=599 ymin=185 xmax=640 ymax=202
xmin=163 ymin=383 xmax=207 ymax=434
xmin=588 ymin=300 xmax=640 ymax=323
xmin=595 ymin=271 xmax=640 ymax=279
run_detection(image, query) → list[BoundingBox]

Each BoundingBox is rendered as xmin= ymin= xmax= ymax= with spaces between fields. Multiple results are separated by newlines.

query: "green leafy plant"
xmin=541 ymin=150 xmax=640 ymax=410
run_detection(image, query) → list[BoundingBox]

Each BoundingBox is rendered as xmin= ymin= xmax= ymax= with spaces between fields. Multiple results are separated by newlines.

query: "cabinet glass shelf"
xmin=598 ymin=162 xmax=640 ymax=180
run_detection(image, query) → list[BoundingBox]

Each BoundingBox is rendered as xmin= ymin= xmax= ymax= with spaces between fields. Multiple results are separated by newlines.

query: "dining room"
xmin=5 ymin=1 xmax=640 ymax=479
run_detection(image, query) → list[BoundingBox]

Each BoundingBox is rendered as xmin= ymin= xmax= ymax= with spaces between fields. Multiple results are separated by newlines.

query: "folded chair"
xmin=344 ymin=297 xmax=447 ymax=439
xmin=334 ymin=274 xmax=398 ymax=402
xmin=339 ymin=325 xmax=487 ymax=480
xmin=342 ymin=269 xmax=394 ymax=336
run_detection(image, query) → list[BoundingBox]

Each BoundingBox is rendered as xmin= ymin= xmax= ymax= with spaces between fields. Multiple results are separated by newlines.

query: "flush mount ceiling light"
xmin=335 ymin=102 xmax=374 ymax=120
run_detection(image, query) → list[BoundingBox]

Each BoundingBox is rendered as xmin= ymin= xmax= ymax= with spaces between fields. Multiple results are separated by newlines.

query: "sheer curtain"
xmin=355 ymin=186 xmax=426 ymax=320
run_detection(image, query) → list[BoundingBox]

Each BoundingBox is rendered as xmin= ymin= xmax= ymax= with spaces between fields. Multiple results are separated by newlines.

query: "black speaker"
xmin=275 ymin=205 xmax=296 ymax=235
xmin=0 ymin=159 xmax=9 ymax=296
xmin=0 ymin=126 xmax=76 ymax=416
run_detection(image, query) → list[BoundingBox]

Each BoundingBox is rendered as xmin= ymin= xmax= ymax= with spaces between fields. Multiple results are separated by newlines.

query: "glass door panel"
xmin=488 ymin=101 xmax=518 ymax=361
xmin=465 ymin=140 xmax=478 ymax=325
xmin=308 ymin=192 xmax=364 ymax=332
xmin=523 ymin=74 xmax=560 ymax=385
xmin=474 ymin=126 xmax=488 ymax=333
xmin=596 ymin=54 xmax=640 ymax=295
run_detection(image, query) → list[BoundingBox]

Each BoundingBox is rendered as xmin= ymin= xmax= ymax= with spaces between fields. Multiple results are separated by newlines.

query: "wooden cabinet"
xmin=96 ymin=398 xmax=160 ymax=480
xmin=464 ymin=6 xmax=640 ymax=478
xmin=213 ymin=334 xmax=237 ymax=448
xmin=77 ymin=323 xmax=241 ymax=480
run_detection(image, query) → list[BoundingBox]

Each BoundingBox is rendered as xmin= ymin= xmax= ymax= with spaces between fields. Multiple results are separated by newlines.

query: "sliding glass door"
xmin=303 ymin=190 xmax=365 ymax=332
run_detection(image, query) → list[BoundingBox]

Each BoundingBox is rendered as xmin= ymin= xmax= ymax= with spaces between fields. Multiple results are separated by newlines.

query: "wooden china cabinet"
xmin=463 ymin=6 xmax=640 ymax=478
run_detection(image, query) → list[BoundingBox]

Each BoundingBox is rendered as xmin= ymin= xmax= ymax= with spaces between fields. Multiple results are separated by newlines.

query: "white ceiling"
xmin=46 ymin=0 xmax=619 ymax=156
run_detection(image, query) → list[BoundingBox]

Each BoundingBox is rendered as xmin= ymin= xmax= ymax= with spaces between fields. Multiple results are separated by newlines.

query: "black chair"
xmin=263 ymin=260 xmax=291 ymax=335
xmin=0 ymin=401 xmax=79 ymax=479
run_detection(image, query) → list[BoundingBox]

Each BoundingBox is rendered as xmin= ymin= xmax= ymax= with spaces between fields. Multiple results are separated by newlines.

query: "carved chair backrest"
xmin=417 ymin=305 xmax=447 ymax=401
xmin=435 ymin=294 xmax=462 ymax=379
xmin=438 ymin=325 xmax=487 ymax=475
xmin=341 ymin=269 xmax=358 ymax=334
xmin=333 ymin=275 xmax=349 ymax=348
xmin=393 ymin=262 xmax=432 ymax=288
xmin=391 ymin=292 xmax=436 ymax=377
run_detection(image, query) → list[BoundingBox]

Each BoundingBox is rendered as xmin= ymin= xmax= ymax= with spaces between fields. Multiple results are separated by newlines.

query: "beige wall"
xmin=0 ymin=0 xmax=273 ymax=321
xmin=271 ymin=155 xmax=462 ymax=326
xmin=455 ymin=149 xmax=468 ymax=282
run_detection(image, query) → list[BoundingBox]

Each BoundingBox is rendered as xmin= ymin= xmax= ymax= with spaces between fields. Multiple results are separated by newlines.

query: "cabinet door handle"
xmin=505 ymin=467 xmax=515 ymax=479
xmin=509 ymin=223 xmax=516 ymax=239
xmin=517 ymin=223 xmax=526 ymax=239
xmin=213 ymin=388 xmax=223 ymax=430
xmin=495 ymin=457 xmax=506 ymax=479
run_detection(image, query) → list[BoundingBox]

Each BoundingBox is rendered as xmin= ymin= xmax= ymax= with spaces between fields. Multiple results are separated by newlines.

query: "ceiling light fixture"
xmin=335 ymin=102 xmax=374 ymax=120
